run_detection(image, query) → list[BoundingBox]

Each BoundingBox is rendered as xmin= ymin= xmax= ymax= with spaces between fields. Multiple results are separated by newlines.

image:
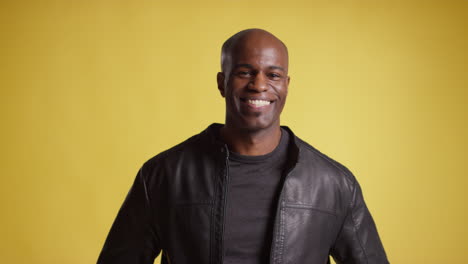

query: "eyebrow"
xmin=234 ymin=63 xmax=285 ymax=72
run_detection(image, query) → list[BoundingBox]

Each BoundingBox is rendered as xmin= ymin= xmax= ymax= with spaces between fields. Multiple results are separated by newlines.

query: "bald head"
xmin=221 ymin=29 xmax=289 ymax=73
xmin=216 ymin=28 xmax=290 ymax=135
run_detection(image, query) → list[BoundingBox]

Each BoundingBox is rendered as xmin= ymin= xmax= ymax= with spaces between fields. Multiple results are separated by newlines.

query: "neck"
xmin=220 ymin=124 xmax=282 ymax=156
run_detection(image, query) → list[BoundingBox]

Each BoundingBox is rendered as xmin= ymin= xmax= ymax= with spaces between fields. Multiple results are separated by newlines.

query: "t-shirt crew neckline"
xmin=217 ymin=127 xmax=289 ymax=164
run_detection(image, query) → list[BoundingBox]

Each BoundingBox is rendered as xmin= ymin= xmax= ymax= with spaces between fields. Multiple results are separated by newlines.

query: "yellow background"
xmin=1 ymin=0 xmax=467 ymax=263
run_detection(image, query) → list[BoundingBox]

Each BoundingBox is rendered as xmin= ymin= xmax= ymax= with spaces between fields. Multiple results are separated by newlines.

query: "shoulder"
xmin=288 ymin=129 xmax=358 ymax=193
xmin=298 ymin=136 xmax=355 ymax=178
xmin=142 ymin=131 xmax=205 ymax=172
xmin=132 ymin=129 xmax=206 ymax=193
xmin=139 ymin=123 xmax=222 ymax=176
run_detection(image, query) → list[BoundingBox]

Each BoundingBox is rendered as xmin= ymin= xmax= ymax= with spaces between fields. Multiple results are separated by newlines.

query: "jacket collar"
xmin=202 ymin=123 xmax=300 ymax=165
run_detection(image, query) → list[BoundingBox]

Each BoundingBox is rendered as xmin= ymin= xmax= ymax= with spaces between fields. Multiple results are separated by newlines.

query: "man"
xmin=98 ymin=29 xmax=389 ymax=264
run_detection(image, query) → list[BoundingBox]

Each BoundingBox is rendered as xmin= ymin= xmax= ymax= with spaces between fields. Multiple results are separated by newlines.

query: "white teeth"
xmin=247 ymin=99 xmax=271 ymax=106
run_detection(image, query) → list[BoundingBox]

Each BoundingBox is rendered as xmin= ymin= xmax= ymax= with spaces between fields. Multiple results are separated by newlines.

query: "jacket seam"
xmin=175 ymin=201 xmax=213 ymax=206
xmin=283 ymin=203 xmax=338 ymax=217
xmin=140 ymin=165 xmax=162 ymax=258
xmin=350 ymin=180 xmax=370 ymax=263
xmin=140 ymin=167 xmax=151 ymax=206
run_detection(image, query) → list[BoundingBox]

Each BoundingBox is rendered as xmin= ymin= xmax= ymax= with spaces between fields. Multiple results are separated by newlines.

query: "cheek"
xmin=272 ymin=83 xmax=288 ymax=99
xmin=280 ymin=82 xmax=289 ymax=98
xmin=230 ymin=79 xmax=248 ymax=92
xmin=225 ymin=90 xmax=240 ymax=111
xmin=226 ymin=81 xmax=246 ymax=101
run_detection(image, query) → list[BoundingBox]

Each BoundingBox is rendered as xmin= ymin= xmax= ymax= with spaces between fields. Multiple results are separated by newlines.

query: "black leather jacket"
xmin=98 ymin=123 xmax=389 ymax=264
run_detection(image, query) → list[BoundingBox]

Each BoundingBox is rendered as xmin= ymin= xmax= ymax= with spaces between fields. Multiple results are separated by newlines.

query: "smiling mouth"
xmin=241 ymin=98 xmax=273 ymax=107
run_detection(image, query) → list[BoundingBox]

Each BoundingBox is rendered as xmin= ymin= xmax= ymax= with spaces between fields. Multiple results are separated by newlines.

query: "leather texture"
xmin=97 ymin=123 xmax=389 ymax=264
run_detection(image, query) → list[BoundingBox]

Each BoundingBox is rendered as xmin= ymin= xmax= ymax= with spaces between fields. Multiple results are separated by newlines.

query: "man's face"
xmin=217 ymin=35 xmax=290 ymax=132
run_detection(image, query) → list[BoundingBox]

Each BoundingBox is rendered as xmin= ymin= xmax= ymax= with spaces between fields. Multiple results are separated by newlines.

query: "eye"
xmin=268 ymin=72 xmax=282 ymax=80
xmin=236 ymin=71 xmax=252 ymax=78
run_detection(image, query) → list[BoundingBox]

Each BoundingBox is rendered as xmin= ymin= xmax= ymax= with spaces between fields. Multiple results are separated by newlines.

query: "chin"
xmin=239 ymin=118 xmax=278 ymax=132
xmin=226 ymin=110 xmax=280 ymax=132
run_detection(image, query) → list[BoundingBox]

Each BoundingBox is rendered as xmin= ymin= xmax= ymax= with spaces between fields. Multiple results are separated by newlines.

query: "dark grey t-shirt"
xmin=219 ymin=128 xmax=290 ymax=264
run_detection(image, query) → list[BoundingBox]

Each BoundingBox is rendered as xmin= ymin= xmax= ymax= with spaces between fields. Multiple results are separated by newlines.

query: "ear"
xmin=217 ymin=72 xmax=226 ymax=97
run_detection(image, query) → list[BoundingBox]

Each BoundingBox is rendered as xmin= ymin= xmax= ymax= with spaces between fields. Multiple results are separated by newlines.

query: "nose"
xmin=248 ymin=73 xmax=268 ymax=92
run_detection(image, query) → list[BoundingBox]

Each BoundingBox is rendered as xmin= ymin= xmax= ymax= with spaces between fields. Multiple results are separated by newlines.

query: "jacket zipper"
xmin=219 ymin=144 xmax=230 ymax=264
xmin=269 ymin=160 xmax=297 ymax=264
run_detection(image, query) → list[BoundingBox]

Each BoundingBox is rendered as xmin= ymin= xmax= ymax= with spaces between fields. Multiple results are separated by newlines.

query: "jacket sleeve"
xmin=97 ymin=167 xmax=161 ymax=264
xmin=330 ymin=179 xmax=389 ymax=264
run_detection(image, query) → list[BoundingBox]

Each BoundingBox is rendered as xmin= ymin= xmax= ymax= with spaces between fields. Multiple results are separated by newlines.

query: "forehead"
xmin=229 ymin=35 xmax=288 ymax=68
